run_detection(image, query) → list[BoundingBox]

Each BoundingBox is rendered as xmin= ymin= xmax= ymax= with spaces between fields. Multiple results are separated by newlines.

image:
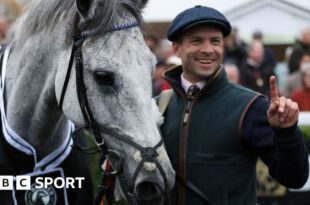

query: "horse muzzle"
xmin=136 ymin=181 xmax=164 ymax=205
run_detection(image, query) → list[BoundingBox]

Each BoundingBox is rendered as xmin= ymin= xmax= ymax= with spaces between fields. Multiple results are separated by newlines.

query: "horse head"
xmin=53 ymin=0 xmax=175 ymax=204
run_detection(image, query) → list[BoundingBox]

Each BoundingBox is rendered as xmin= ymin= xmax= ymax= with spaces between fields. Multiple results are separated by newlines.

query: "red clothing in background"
xmin=291 ymin=86 xmax=310 ymax=111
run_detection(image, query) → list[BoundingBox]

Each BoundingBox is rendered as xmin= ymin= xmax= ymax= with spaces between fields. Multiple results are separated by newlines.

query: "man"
xmin=291 ymin=62 xmax=310 ymax=111
xmin=223 ymin=27 xmax=247 ymax=68
xmin=240 ymin=40 xmax=275 ymax=97
xmin=283 ymin=53 xmax=310 ymax=97
xmin=160 ymin=5 xmax=309 ymax=205
xmin=289 ymin=27 xmax=310 ymax=74
xmin=252 ymin=30 xmax=276 ymax=69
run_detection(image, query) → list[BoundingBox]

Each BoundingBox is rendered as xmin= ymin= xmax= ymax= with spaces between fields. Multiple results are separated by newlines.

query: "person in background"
xmin=224 ymin=63 xmax=240 ymax=84
xmin=0 ymin=0 xmax=23 ymax=42
xmin=223 ymin=27 xmax=247 ymax=68
xmin=160 ymin=5 xmax=308 ymax=205
xmin=283 ymin=53 xmax=310 ymax=97
xmin=239 ymin=40 xmax=275 ymax=97
xmin=0 ymin=17 xmax=9 ymax=42
xmin=161 ymin=55 xmax=182 ymax=91
xmin=154 ymin=39 xmax=175 ymax=62
xmin=289 ymin=27 xmax=310 ymax=74
xmin=252 ymin=30 xmax=276 ymax=69
xmin=291 ymin=62 xmax=310 ymax=111
xmin=274 ymin=46 xmax=292 ymax=95
xmin=145 ymin=34 xmax=159 ymax=53
xmin=152 ymin=60 xmax=168 ymax=96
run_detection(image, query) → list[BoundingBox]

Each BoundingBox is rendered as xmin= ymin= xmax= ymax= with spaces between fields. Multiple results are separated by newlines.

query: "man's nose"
xmin=200 ymin=41 xmax=214 ymax=53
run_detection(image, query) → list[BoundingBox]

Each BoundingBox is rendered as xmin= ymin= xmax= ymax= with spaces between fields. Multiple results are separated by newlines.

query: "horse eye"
xmin=95 ymin=71 xmax=115 ymax=86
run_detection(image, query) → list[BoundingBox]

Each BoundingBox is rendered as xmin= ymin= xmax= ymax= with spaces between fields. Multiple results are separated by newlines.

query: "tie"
xmin=187 ymin=85 xmax=200 ymax=100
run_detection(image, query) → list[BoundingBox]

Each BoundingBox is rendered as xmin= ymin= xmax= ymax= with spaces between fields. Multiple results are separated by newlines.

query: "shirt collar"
xmin=181 ymin=73 xmax=207 ymax=93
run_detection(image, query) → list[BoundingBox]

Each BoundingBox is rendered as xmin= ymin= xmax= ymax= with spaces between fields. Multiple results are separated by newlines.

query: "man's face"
xmin=303 ymin=70 xmax=310 ymax=89
xmin=248 ymin=41 xmax=265 ymax=65
xmin=173 ymin=25 xmax=224 ymax=83
xmin=301 ymin=27 xmax=310 ymax=45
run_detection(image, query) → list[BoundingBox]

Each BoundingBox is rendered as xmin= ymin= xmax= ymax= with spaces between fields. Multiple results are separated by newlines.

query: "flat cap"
xmin=167 ymin=5 xmax=231 ymax=41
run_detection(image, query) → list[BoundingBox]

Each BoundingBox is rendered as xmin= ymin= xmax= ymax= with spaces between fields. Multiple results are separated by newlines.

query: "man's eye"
xmin=212 ymin=39 xmax=222 ymax=44
xmin=191 ymin=39 xmax=200 ymax=43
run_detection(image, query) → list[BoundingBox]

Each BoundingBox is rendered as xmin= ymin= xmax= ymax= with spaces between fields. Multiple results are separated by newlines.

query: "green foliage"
xmin=300 ymin=126 xmax=310 ymax=142
xmin=85 ymin=131 xmax=127 ymax=205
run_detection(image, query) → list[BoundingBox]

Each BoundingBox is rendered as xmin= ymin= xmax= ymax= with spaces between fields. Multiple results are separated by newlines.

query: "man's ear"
xmin=172 ymin=42 xmax=180 ymax=57
xmin=76 ymin=0 xmax=93 ymax=18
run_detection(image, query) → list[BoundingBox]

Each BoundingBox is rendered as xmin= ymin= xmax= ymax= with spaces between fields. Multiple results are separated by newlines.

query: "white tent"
xmin=225 ymin=0 xmax=310 ymax=44
xmin=2 ymin=0 xmax=310 ymax=44
xmin=143 ymin=0 xmax=310 ymax=21
xmin=143 ymin=0 xmax=310 ymax=44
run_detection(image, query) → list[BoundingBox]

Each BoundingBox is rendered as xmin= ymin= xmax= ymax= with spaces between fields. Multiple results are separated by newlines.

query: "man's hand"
xmin=267 ymin=76 xmax=299 ymax=128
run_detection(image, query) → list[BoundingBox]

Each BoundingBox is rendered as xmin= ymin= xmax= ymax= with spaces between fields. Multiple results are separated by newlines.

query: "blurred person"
xmin=152 ymin=60 xmax=168 ymax=96
xmin=291 ymin=63 xmax=310 ymax=111
xmin=252 ymin=30 xmax=276 ymax=68
xmin=274 ymin=46 xmax=292 ymax=95
xmin=289 ymin=26 xmax=310 ymax=74
xmin=0 ymin=0 xmax=24 ymax=43
xmin=283 ymin=53 xmax=310 ymax=97
xmin=145 ymin=34 xmax=159 ymax=53
xmin=224 ymin=63 xmax=240 ymax=84
xmin=161 ymin=55 xmax=182 ymax=91
xmin=0 ymin=17 xmax=9 ymax=42
xmin=154 ymin=39 xmax=175 ymax=62
xmin=0 ymin=0 xmax=22 ymax=23
xmin=223 ymin=27 xmax=247 ymax=67
xmin=160 ymin=5 xmax=308 ymax=205
xmin=240 ymin=40 xmax=275 ymax=97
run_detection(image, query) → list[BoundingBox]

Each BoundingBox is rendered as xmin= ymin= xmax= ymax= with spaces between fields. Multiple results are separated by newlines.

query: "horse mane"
xmin=14 ymin=0 xmax=143 ymax=46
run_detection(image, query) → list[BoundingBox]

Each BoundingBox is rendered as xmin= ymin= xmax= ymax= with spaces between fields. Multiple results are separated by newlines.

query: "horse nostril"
xmin=136 ymin=181 xmax=163 ymax=202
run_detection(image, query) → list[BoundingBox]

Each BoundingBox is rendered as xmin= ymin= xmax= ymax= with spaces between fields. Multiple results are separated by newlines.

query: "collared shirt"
xmin=181 ymin=73 xmax=206 ymax=93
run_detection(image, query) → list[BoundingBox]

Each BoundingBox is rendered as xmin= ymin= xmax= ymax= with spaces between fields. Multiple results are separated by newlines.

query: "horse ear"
xmin=76 ymin=0 xmax=92 ymax=17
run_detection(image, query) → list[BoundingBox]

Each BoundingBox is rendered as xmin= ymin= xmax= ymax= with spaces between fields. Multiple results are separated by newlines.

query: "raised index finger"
xmin=269 ymin=76 xmax=279 ymax=102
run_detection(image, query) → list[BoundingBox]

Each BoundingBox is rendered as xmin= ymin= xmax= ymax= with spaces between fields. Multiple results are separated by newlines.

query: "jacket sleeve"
xmin=242 ymin=96 xmax=309 ymax=188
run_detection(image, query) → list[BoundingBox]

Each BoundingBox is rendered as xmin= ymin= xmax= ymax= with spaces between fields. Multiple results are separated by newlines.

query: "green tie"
xmin=187 ymin=85 xmax=200 ymax=100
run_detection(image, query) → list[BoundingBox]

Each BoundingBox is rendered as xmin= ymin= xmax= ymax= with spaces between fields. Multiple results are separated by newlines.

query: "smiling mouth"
xmin=197 ymin=59 xmax=214 ymax=64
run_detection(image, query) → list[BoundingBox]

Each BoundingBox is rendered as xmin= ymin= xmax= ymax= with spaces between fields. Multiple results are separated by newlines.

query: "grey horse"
xmin=0 ymin=0 xmax=175 ymax=204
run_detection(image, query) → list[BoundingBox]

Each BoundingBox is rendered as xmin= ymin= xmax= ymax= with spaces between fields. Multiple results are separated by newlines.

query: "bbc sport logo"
xmin=0 ymin=175 xmax=85 ymax=190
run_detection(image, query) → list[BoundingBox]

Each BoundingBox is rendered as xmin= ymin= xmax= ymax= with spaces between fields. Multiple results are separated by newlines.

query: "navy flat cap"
xmin=167 ymin=5 xmax=231 ymax=41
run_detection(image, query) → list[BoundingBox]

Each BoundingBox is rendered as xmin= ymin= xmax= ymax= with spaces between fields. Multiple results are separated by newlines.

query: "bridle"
xmin=58 ymin=17 xmax=171 ymax=205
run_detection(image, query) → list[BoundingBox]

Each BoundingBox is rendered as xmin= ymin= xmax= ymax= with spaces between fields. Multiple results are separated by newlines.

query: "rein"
xmin=59 ymin=20 xmax=171 ymax=205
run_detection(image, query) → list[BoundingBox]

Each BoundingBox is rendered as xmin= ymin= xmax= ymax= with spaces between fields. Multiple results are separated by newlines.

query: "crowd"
xmin=149 ymin=24 xmax=310 ymax=112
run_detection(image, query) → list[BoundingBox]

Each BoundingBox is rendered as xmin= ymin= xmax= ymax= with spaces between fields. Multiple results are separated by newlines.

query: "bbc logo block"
xmin=16 ymin=176 xmax=31 ymax=190
xmin=0 ymin=176 xmax=13 ymax=190
xmin=0 ymin=176 xmax=31 ymax=190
